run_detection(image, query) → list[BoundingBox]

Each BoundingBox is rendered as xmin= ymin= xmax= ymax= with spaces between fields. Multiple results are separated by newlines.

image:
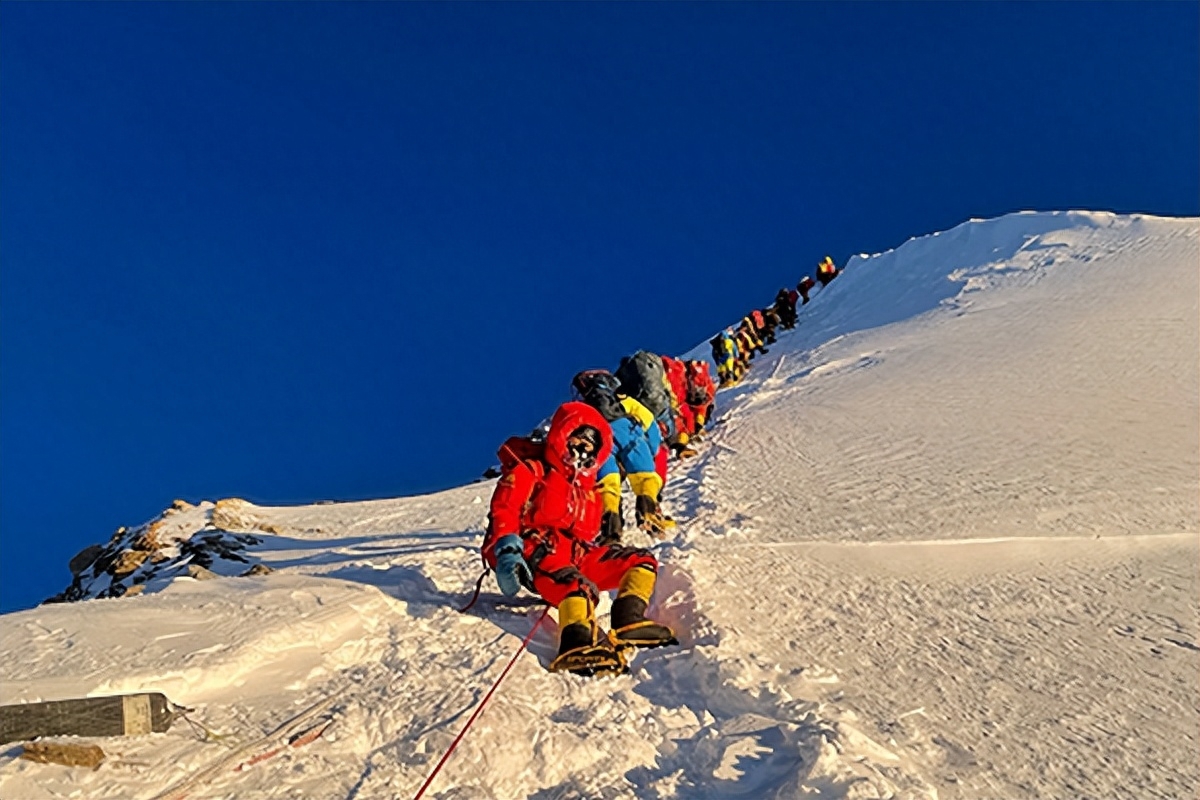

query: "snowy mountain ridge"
xmin=2 ymin=210 xmax=1197 ymax=800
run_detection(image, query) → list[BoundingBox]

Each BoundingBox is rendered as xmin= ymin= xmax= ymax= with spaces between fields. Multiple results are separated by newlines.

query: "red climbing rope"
xmin=411 ymin=606 xmax=550 ymax=800
xmin=456 ymin=568 xmax=490 ymax=613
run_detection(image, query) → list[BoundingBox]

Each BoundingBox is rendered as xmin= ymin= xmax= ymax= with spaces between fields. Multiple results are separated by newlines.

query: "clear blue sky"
xmin=2 ymin=2 xmax=1197 ymax=612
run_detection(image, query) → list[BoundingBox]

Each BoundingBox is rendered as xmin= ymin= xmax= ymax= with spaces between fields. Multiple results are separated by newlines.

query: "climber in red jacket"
xmin=483 ymin=401 xmax=676 ymax=675
xmin=661 ymin=355 xmax=698 ymax=459
xmin=685 ymin=360 xmax=717 ymax=436
xmin=797 ymin=275 xmax=815 ymax=305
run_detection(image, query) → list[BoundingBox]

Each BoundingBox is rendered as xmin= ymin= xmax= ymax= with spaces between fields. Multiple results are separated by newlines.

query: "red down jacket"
xmin=484 ymin=401 xmax=613 ymax=565
xmin=661 ymin=356 xmax=695 ymax=438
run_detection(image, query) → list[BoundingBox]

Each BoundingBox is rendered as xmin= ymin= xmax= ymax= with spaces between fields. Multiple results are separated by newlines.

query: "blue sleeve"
xmin=610 ymin=417 xmax=656 ymax=474
xmin=621 ymin=438 xmax=657 ymax=474
xmin=598 ymin=451 xmax=620 ymax=480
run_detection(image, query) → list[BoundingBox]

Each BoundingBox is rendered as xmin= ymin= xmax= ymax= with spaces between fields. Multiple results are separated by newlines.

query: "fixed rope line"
xmin=457 ymin=568 xmax=490 ymax=613
xmin=411 ymin=606 xmax=550 ymax=800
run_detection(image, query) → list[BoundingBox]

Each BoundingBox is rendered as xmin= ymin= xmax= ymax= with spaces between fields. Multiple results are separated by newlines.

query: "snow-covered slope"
xmin=2 ymin=211 xmax=1196 ymax=800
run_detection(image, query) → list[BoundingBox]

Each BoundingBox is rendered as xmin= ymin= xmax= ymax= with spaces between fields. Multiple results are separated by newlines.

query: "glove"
xmin=493 ymin=535 xmax=532 ymax=597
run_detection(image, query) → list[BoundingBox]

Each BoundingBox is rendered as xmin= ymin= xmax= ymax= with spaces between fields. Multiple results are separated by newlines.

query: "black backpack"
xmin=572 ymin=370 xmax=629 ymax=423
xmin=615 ymin=351 xmax=671 ymax=418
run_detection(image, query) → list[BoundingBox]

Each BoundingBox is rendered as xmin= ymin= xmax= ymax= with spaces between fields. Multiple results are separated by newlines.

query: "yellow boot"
xmin=548 ymin=595 xmax=626 ymax=676
xmin=627 ymin=474 xmax=675 ymax=538
xmin=634 ymin=494 xmax=676 ymax=538
xmin=610 ymin=568 xmax=677 ymax=649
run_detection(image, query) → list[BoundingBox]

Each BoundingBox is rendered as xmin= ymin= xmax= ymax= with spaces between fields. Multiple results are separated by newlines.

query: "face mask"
xmin=566 ymin=439 xmax=597 ymax=470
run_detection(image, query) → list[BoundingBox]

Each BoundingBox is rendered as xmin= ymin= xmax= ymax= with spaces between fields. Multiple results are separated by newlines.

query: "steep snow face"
xmin=683 ymin=211 xmax=1200 ymax=799
xmin=1 ymin=211 xmax=1196 ymax=800
xmin=707 ymin=211 xmax=1199 ymax=544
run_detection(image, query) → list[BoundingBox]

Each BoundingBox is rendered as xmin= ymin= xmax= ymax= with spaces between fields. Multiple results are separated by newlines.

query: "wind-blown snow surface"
xmin=2 ymin=211 xmax=1197 ymax=800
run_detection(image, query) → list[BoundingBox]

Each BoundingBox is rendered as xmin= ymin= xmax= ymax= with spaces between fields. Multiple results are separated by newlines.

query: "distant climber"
xmin=684 ymin=360 xmax=717 ymax=436
xmin=739 ymin=315 xmax=768 ymax=359
xmin=761 ymin=307 xmax=780 ymax=345
xmin=774 ymin=288 xmax=797 ymax=329
xmin=710 ymin=330 xmax=739 ymax=386
xmin=797 ymin=275 xmax=815 ymax=305
xmin=817 ymin=256 xmax=839 ymax=287
xmin=661 ymin=356 xmax=698 ymax=459
xmin=750 ymin=309 xmax=768 ymax=345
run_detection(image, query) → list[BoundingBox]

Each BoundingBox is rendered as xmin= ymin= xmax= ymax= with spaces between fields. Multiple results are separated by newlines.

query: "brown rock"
xmin=240 ymin=564 xmax=274 ymax=577
xmin=131 ymin=527 xmax=161 ymax=552
xmin=172 ymin=499 xmax=194 ymax=511
xmin=68 ymin=545 xmax=105 ymax=577
xmin=186 ymin=564 xmax=219 ymax=581
xmin=211 ymin=498 xmax=254 ymax=532
xmin=21 ymin=741 xmax=106 ymax=769
xmin=109 ymin=549 xmax=148 ymax=578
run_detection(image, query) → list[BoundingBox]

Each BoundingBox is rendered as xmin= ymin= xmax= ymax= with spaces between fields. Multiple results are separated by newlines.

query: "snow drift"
xmin=2 ymin=210 xmax=1196 ymax=800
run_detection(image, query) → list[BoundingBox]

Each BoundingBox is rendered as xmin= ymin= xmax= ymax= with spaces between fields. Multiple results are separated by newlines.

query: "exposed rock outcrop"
xmin=68 ymin=545 xmax=104 ymax=577
xmin=45 ymin=498 xmax=278 ymax=604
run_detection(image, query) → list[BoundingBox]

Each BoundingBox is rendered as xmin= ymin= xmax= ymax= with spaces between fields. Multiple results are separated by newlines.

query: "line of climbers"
xmin=710 ymin=254 xmax=841 ymax=386
xmin=478 ymin=352 xmax=718 ymax=676
xmin=476 ymin=255 xmax=841 ymax=677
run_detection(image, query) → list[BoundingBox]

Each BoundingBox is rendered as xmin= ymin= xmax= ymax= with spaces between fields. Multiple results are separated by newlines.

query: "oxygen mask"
xmin=565 ymin=426 xmax=600 ymax=470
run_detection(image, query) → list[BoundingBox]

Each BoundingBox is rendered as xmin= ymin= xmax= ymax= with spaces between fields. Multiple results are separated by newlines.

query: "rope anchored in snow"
xmin=411 ymin=607 xmax=550 ymax=800
xmin=153 ymin=694 xmax=341 ymax=800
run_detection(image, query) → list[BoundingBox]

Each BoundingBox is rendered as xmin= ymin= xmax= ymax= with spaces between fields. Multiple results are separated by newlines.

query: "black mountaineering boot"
xmin=550 ymin=625 xmax=625 ymax=676
xmin=610 ymin=595 xmax=678 ymax=650
xmin=549 ymin=596 xmax=627 ymax=676
xmin=597 ymin=510 xmax=623 ymax=546
xmin=558 ymin=620 xmax=594 ymax=653
xmin=635 ymin=494 xmax=675 ymax=538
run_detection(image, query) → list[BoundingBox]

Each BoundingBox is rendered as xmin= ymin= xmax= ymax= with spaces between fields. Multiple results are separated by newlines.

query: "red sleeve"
xmin=483 ymin=463 xmax=536 ymax=567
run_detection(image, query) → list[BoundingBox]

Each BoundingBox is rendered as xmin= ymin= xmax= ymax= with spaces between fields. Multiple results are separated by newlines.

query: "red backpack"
xmin=496 ymin=436 xmax=546 ymax=480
